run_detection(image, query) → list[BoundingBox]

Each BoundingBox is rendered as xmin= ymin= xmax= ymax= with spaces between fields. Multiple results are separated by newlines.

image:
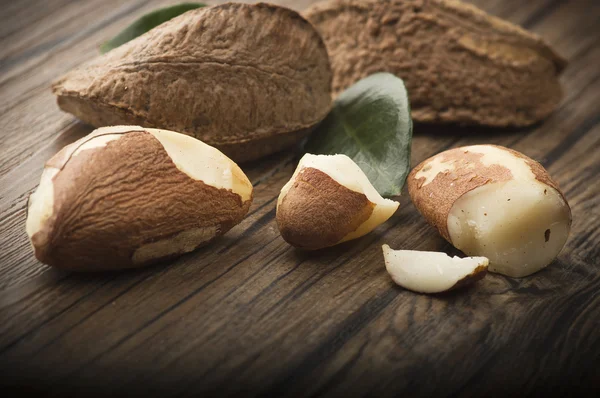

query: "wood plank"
xmin=0 ymin=0 xmax=598 ymax=396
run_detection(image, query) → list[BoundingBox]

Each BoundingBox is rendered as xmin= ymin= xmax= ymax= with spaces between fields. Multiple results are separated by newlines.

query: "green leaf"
xmin=304 ymin=73 xmax=413 ymax=197
xmin=100 ymin=3 xmax=206 ymax=54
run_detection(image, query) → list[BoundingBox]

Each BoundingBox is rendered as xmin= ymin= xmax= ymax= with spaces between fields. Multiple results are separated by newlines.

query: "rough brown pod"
xmin=26 ymin=126 xmax=253 ymax=271
xmin=304 ymin=0 xmax=566 ymax=127
xmin=52 ymin=3 xmax=332 ymax=163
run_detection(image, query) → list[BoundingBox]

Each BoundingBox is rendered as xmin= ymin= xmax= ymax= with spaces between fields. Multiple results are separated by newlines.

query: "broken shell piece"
xmin=382 ymin=244 xmax=489 ymax=293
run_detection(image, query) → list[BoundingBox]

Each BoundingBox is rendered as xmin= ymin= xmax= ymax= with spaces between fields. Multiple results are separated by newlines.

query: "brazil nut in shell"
xmin=25 ymin=126 xmax=253 ymax=271
xmin=304 ymin=0 xmax=566 ymax=127
xmin=51 ymin=3 xmax=333 ymax=163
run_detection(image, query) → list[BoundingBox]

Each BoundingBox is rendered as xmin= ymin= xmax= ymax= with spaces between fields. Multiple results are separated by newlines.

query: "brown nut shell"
xmin=304 ymin=0 xmax=566 ymax=127
xmin=52 ymin=3 xmax=332 ymax=162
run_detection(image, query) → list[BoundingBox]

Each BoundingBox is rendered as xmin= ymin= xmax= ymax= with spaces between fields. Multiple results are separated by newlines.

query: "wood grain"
xmin=0 ymin=0 xmax=599 ymax=396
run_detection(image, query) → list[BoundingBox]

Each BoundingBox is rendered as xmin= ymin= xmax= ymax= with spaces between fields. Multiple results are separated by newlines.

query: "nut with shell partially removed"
xmin=52 ymin=3 xmax=332 ymax=163
xmin=407 ymin=145 xmax=571 ymax=277
xmin=304 ymin=0 xmax=566 ymax=127
xmin=26 ymin=126 xmax=253 ymax=271
xmin=276 ymin=154 xmax=399 ymax=250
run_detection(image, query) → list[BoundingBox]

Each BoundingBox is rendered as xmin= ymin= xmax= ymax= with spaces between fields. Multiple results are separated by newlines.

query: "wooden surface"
xmin=1 ymin=0 xmax=599 ymax=396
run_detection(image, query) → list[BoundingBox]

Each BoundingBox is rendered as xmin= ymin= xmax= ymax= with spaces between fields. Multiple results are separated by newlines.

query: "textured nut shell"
xmin=277 ymin=167 xmax=374 ymax=250
xmin=407 ymin=145 xmax=568 ymax=241
xmin=304 ymin=0 xmax=566 ymax=127
xmin=52 ymin=3 xmax=332 ymax=162
xmin=30 ymin=131 xmax=251 ymax=270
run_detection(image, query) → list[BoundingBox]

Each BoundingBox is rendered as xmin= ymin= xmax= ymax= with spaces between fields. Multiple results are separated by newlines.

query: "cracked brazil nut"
xmin=407 ymin=145 xmax=572 ymax=277
xmin=276 ymin=154 xmax=399 ymax=250
xmin=26 ymin=126 xmax=253 ymax=271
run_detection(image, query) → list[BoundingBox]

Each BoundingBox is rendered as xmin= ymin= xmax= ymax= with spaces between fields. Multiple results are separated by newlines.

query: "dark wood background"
xmin=1 ymin=0 xmax=599 ymax=396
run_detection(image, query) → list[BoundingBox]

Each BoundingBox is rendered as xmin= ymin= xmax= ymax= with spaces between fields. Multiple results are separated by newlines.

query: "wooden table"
xmin=1 ymin=0 xmax=598 ymax=396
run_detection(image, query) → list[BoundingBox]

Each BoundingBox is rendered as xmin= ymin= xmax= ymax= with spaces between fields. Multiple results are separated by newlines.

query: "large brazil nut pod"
xmin=52 ymin=3 xmax=332 ymax=163
xmin=304 ymin=0 xmax=565 ymax=127
xmin=407 ymin=145 xmax=572 ymax=277
xmin=26 ymin=126 xmax=253 ymax=271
